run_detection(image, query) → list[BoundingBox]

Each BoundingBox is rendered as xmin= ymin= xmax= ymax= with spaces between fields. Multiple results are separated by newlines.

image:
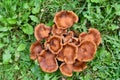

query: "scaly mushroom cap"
xmin=38 ymin=50 xmax=58 ymax=73
xmin=60 ymin=63 xmax=73 ymax=77
xmin=51 ymin=24 xmax=67 ymax=36
xmin=30 ymin=41 xmax=43 ymax=60
xmin=44 ymin=36 xmax=63 ymax=54
xmin=79 ymin=28 xmax=101 ymax=46
xmin=54 ymin=11 xmax=78 ymax=29
xmin=73 ymin=60 xmax=87 ymax=72
xmin=34 ymin=23 xmax=51 ymax=41
xmin=77 ymin=40 xmax=96 ymax=62
xmin=62 ymin=43 xmax=78 ymax=64
xmin=63 ymin=31 xmax=74 ymax=43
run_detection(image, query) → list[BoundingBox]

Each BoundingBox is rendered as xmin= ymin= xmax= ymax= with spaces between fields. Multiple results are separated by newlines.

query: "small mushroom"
xmin=30 ymin=41 xmax=43 ymax=60
xmin=77 ymin=40 xmax=96 ymax=62
xmin=73 ymin=60 xmax=87 ymax=72
xmin=54 ymin=11 xmax=78 ymax=29
xmin=51 ymin=24 xmax=67 ymax=36
xmin=63 ymin=31 xmax=74 ymax=44
xmin=79 ymin=28 xmax=101 ymax=46
xmin=59 ymin=63 xmax=73 ymax=77
xmin=34 ymin=23 xmax=51 ymax=41
xmin=62 ymin=43 xmax=78 ymax=64
xmin=38 ymin=50 xmax=58 ymax=73
xmin=71 ymin=37 xmax=79 ymax=45
xmin=44 ymin=35 xmax=63 ymax=54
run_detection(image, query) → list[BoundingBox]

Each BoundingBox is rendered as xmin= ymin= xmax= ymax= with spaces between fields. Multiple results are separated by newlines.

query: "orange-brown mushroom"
xmin=38 ymin=50 xmax=58 ymax=73
xmin=34 ymin=23 xmax=51 ymax=41
xmin=44 ymin=35 xmax=63 ymax=54
xmin=62 ymin=43 xmax=78 ymax=64
xmin=51 ymin=24 xmax=67 ymax=36
xmin=71 ymin=37 xmax=79 ymax=45
xmin=30 ymin=41 xmax=43 ymax=60
xmin=59 ymin=63 xmax=73 ymax=77
xmin=79 ymin=28 xmax=101 ymax=46
xmin=78 ymin=32 xmax=87 ymax=42
xmin=88 ymin=28 xmax=101 ymax=46
xmin=73 ymin=60 xmax=87 ymax=72
xmin=63 ymin=31 xmax=74 ymax=44
xmin=54 ymin=11 xmax=78 ymax=29
xmin=77 ymin=40 xmax=96 ymax=62
xmin=57 ymin=51 xmax=64 ymax=62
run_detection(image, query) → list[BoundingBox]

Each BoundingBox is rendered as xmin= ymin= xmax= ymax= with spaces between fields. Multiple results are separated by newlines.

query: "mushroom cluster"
xmin=30 ymin=11 xmax=101 ymax=77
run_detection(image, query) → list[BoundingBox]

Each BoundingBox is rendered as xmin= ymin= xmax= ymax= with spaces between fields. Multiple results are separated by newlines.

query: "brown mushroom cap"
xmin=54 ymin=11 xmax=78 ymax=29
xmin=30 ymin=41 xmax=43 ymax=60
xmin=62 ymin=43 xmax=78 ymax=64
xmin=34 ymin=23 xmax=51 ymax=41
xmin=38 ymin=50 xmax=58 ymax=73
xmin=63 ymin=31 xmax=74 ymax=44
xmin=44 ymin=35 xmax=63 ymax=54
xmin=51 ymin=24 xmax=67 ymax=36
xmin=88 ymin=28 xmax=101 ymax=46
xmin=57 ymin=51 xmax=64 ymax=62
xmin=73 ymin=60 xmax=87 ymax=72
xmin=77 ymin=40 xmax=96 ymax=62
xmin=59 ymin=63 xmax=73 ymax=77
xmin=79 ymin=28 xmax=101 ymax=46
xmin=78 ymin=32 xmax=87 ymax=42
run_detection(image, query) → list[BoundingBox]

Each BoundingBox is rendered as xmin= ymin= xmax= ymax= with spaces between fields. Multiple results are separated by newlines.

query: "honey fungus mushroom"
xmin=71 ymin=37 xmax=79 ymax=45
xmin=60 ymin=63 xmax=73 ymax=77
xmin=73 ymin=60 xmax=87 ymax=72
xmin=79 ymin=28 xmax=101 ymax=46
xmin=29 ymin=10 xmax=102 ymax=76
xmin=62 ymin=43 xmax=78 ymax=64
xmin=30 ymin=41 xmax=43 ymax=60
xmin=57 ymin=51 xmax=64 ymax=62
xmin=38 ymin=50 xmax=58 ymax=73
xmin=63 ymin=31 xmax=74 ymax=44
xmin=34 ymin=23 xmax=51 ymax=41
xmin=54 ymin=11 xmax=78 ymax=29
xmin=57 ymin=43 xmax=78 ymax=63
xmin=77 ymin=40 xmax=96 ymax=62
xmin=44 ymin=36 xmax=63 ymax=54
xmin=78 ymin=32 xmax=87 ymax=42
xmin=51 ymin=24 xmax=67 ymax=36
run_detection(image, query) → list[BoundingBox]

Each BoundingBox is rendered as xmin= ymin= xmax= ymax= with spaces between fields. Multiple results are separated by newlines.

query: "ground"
xmin=0 ymin=0 xmax=120 ymax=80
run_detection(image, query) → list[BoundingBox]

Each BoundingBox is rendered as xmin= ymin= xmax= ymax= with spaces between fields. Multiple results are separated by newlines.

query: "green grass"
xmin=0 ymin=0 xmax=120 ymax=80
